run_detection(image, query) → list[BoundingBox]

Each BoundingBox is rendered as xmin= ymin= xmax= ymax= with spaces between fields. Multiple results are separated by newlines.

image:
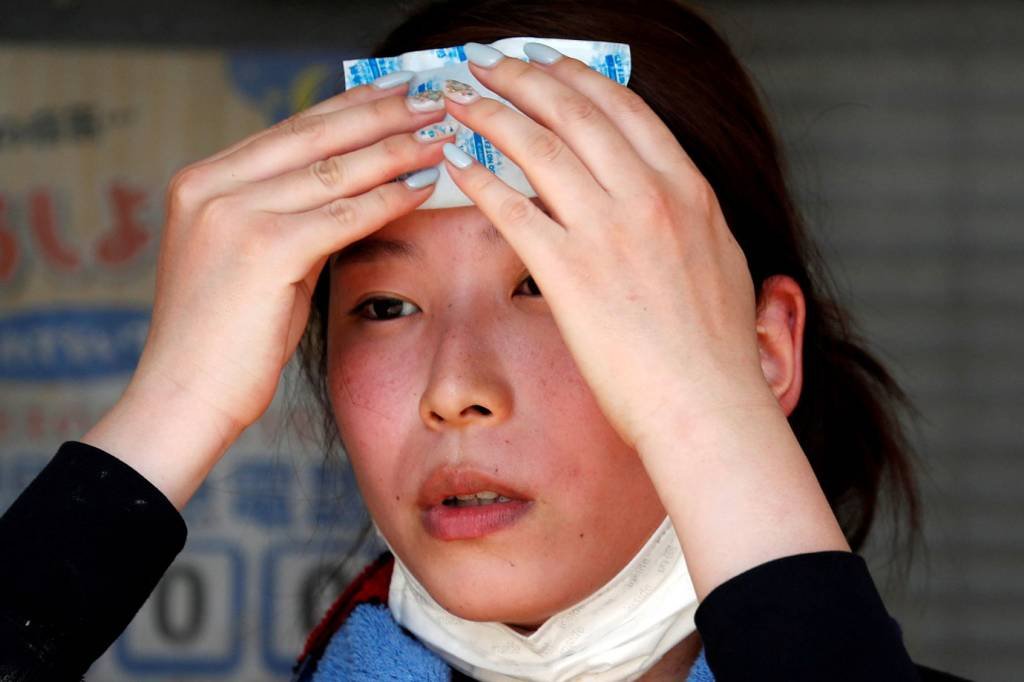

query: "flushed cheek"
xmin=329 ymin=338 xmax=424 ymax=428
xmin=327 ymin=341 xmax=425 ymax=515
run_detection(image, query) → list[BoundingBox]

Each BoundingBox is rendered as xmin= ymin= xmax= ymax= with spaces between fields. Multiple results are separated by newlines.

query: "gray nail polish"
xmin=443 ymin=142 xmax=474 ymax=169
xmin=523 ymin=42 xmax=564 ymax=65
xmin=371 ymin=70 xmax=415 ymax=89
xmin=403 ymin=167 xmax=440 ymax=189
xmin=464 ymin=42 xmax=505 ymax=68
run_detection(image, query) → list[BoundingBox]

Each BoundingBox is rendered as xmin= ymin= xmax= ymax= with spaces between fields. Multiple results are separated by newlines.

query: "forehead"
xmin=330 ymin=198 xmax=545 ymax=270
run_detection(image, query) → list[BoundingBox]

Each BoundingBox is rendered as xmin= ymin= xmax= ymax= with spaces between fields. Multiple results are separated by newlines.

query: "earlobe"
xmin=755 ymin=275 xmax=806 ymax=417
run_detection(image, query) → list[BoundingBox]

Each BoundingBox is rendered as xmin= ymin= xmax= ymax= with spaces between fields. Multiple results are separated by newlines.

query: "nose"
xmin=419 ymin=323 xmax=514 ymax=432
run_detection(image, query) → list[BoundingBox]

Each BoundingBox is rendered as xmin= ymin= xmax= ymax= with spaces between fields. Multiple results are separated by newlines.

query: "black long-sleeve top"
xmin=0 ymin=441 xmax=972 ymax=681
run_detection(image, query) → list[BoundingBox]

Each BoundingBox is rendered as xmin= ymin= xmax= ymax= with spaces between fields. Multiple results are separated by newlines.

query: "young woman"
xmin=0 ymin=0 xmax=971 ymax=680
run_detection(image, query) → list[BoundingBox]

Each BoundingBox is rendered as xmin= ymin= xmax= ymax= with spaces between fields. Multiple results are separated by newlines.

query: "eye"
xmin=349 ymin=296 xmax=421 ymax=321
xmin=514 ymin=273 xmax=542 ymax=297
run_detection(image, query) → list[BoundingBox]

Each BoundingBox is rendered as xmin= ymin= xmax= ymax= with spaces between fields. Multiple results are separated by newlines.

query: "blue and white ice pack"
xmin=343 ymin=38 xmax=632 ymax=209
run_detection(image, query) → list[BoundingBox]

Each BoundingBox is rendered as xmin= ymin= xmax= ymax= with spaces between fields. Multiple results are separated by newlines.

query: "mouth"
xmin=441 ymin=491 xmax=514 ymax=507
xmin=419 ymin=467 xmax=534 ymax=541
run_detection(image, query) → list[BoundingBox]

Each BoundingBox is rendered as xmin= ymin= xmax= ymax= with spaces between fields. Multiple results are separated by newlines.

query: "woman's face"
xmin=326 ymin=202 xmax=666 ymax=627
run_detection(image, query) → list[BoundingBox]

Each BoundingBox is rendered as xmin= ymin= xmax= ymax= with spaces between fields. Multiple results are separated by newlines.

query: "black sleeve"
xmin=693 ymin=550 xmax=922 ymax=681
xmin=0 ymin=440 xmax=187 ymax=682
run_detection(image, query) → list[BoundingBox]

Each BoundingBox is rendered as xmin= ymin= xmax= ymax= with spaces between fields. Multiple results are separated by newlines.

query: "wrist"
xmin=81 ymin=373 xmax=244 ymax=511
xmin=634 ymin=384 xmax=850 ymax=600
xmin=634 ymin=373 xmax=779 ymax=457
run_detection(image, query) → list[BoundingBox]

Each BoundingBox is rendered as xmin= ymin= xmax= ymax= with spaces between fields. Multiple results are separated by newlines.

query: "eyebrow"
xmin=331 ymin=223 xmax=506 ymax=270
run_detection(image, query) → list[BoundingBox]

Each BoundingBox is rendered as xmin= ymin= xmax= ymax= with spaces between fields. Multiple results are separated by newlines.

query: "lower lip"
xmin=422 ymin=500 xmax=533 ymax=540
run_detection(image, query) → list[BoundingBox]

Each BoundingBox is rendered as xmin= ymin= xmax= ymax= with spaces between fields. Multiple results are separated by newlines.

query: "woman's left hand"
xmin=441 ymin=45 xmax=777 ymax=453
xmin=442 ymin=46 xmax=853 ymax=600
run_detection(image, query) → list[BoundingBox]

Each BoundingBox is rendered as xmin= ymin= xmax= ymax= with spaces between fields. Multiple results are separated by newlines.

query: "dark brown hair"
xmin=294 ymin=0 xmax=925 ymax=576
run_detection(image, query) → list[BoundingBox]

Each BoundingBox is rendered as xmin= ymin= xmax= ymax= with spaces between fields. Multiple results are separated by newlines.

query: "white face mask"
xmin=386 ymin=516 xmax=699 ymax=681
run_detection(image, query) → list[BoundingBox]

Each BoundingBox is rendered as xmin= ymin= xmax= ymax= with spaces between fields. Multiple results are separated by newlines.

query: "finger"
xmin=203 ymin=75 xmax=415 ymax=166
xmin=521 ymin=45 xmax=696 ymax=176
xmin=275 ymin=169 xmax=440 ymax=277
xmin=440 ymin=143 xmax=563 ymax=283
xmin=441 ymin=81 xmax=609 ymax=224
xmin=301 ymin=72 xmax=416 ymax=117
xmin=214 ymin=91 xmax=447 ymax=186
xmin=238 ymin=122 xmax=457 ymax=214
xmin=463 ymin=44 xmax=653 ymax=196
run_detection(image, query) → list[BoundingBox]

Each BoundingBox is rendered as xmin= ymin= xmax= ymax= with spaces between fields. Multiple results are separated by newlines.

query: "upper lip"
xmin=418 ymin=464 xmax=532 ymax=508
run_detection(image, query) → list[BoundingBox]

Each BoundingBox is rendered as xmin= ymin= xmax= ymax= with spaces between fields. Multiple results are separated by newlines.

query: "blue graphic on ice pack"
xmin=344 ymin=56 xmax=402 ymax=88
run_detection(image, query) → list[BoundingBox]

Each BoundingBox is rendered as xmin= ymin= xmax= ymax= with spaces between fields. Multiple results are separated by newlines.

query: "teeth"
xmin=444 ymin=491 xmax=510 ymax=507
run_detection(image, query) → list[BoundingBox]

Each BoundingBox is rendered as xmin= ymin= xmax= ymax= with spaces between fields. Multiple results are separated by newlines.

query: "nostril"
xmin=430 ymin=405 xmax=492 ymax=423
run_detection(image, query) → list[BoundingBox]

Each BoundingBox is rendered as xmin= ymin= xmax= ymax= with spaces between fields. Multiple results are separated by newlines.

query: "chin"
xmin=411 ymin=549 xmax=587 ymax=627
xmin=431 ymin=584 xmax=557 ymax=627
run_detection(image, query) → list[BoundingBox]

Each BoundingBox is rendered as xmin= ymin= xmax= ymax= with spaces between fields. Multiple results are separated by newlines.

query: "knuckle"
xmin=475 ymin=98 xmax=507 ymax=124
xmin=195 ymin=195 xmax=238 ymax=229
xmin=326 ymin=198 xmax=359 ymax=228
xmin=609 ymin=87 xmax=648 ymax=117
xmin=167 ymin=164 xmax=207 ymax=211
xmin=557 ymin=94 xmax=600 ymax=126
xmin=525 ymin=129 xmax=565 ymax=164
xmin=368 ymin=97 xmax=389 ymax=121
xmin=368 ymin=187 xmax=391 ymax=216
xmin=467 ymin=171 xmax=501 ymax=196
xmin=562 ymin=57 xmax=589 ymax=77
xmin=311 ymin=157 xmax=346 ymax=190
xmin=498 ymin=194 xmax=538 ymax=226
xmin=288 ymin=112 xmax=326 ymax=139
xmin=647 ymin=187 xmax=676 ymax=218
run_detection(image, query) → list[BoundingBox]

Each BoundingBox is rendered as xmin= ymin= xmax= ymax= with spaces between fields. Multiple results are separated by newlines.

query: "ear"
xmin=755 ymin=275 xmax=806 ymax=417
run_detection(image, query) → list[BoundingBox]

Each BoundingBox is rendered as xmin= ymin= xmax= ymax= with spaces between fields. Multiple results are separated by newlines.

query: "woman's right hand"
xmin=83 ymin=78 xmax=452 ymax=508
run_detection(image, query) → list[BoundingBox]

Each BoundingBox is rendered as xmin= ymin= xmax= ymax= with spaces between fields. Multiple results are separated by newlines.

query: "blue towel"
xmin=313 ymin=602 xmax=716 ymax=681
xmin=686 ymin=646 xmax=715 ymax=682
xmin=312 ymin=603 xmax=449 ymax=681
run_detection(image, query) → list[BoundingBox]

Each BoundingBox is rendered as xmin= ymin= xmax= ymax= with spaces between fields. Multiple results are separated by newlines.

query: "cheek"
xmin=527 ymin=331 xmax=662 ymax=518
xmin=326 ymin=331 xmax=424 ymax=505
xmin=330 ymin=340 xmax=415 ymax=423
xmin=516 ymin=330 xmax=652 ymax=501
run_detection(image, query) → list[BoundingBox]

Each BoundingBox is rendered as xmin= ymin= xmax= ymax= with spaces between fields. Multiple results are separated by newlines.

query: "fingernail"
xmin=442 ymin=142 xmax=474 ymax=169
xmin=464 ymin=42 xmax=505 ymax=68
xmin=403 ymin=167 xmax=440 ymax=189
xmin=523 ymin=42 xmax=564 ymax=65
xmin=443 ymin=79 xmax=480 ymax=105
xmin=413 ymin=121 xmax=459 ymax=143
xmin=371 ymin=70 xmax=415 ymax=90
xmin=405 ymin=89 xmax=445 ymax=112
